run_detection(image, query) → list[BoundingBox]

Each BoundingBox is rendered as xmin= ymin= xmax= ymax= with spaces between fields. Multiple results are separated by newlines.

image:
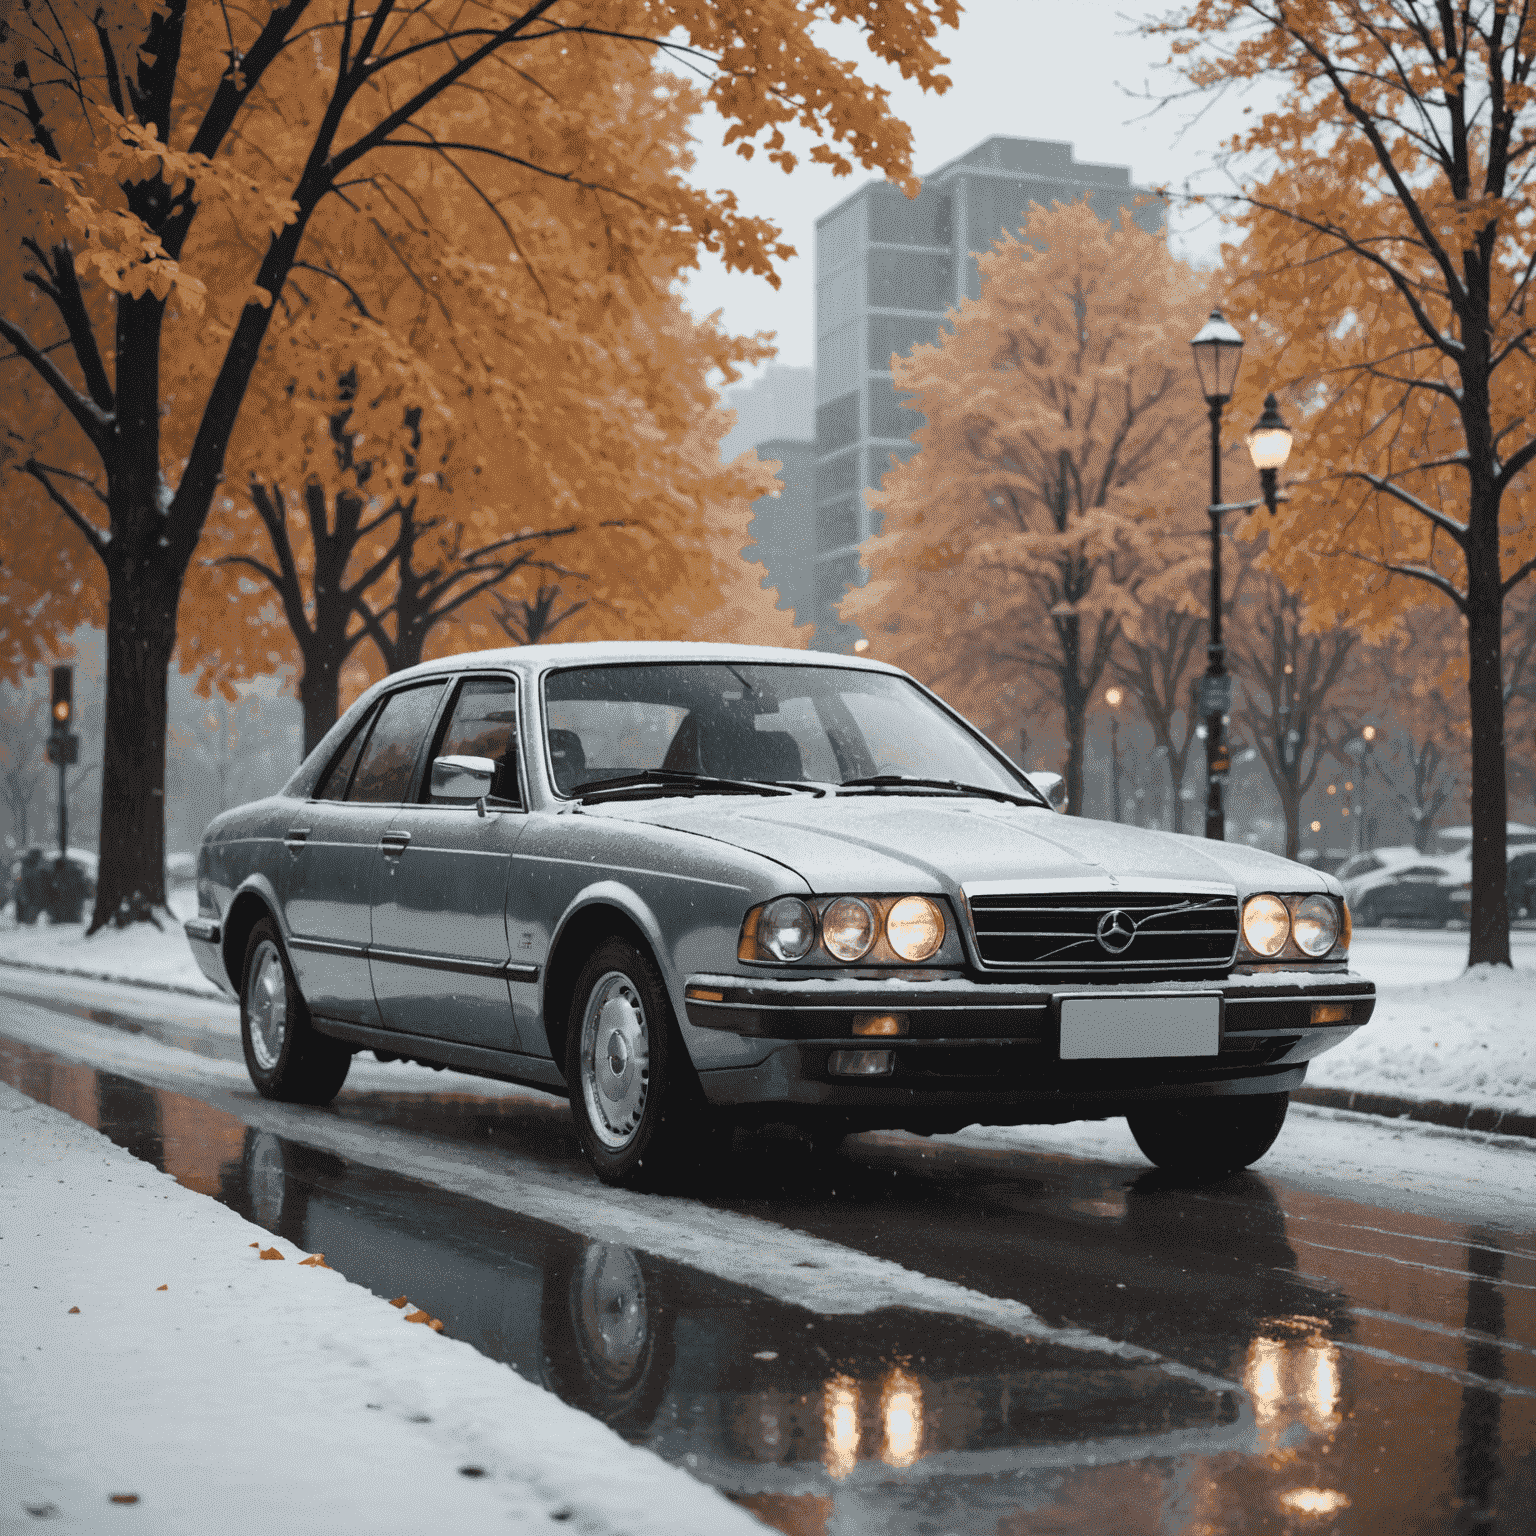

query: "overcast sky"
xmin=677 ymin=1 xmax=1257 ymax=381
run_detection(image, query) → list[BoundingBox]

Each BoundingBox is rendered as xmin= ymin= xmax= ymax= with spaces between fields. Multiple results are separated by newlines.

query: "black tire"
xmin=564 ymin=936 xmax=722 ymax=1189
xmin=1126 ymin=1091 xmax=1290 ymax=1177
xmin=240 ymin=917 xmax=352 ymax=1105
xmin=1355 ymin=897 xmax=1381 ymax=928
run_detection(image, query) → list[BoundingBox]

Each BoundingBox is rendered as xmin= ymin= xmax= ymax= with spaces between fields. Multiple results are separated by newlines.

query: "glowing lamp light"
xmin=1105 ymin=686 xmax=1124 ymax=708
xmin=1245 ymin=392 xmax=1295 ymax=471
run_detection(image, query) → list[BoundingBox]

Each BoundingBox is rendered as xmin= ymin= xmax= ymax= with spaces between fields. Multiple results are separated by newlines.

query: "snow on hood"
xmin=585 ymin=794 xmax=1335 ymax=899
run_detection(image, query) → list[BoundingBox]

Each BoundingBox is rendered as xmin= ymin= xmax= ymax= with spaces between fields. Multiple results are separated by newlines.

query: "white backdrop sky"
xmin=676 ymin=2 xmax=1261 ymax=380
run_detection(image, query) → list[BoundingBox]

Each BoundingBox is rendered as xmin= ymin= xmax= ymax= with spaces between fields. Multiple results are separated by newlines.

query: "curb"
xmin=0 ymin=955 xmax=226 ymax=1002
xmin=1293 ymin=1085 xmax=1536 ymax=1142
xmin=3 ymin=956 xmax=1532 ymax=1145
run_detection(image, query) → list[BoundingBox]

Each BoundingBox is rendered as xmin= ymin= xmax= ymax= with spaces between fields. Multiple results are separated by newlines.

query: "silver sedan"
xmin=185 ymin=643 xmax=1373 ymax=1188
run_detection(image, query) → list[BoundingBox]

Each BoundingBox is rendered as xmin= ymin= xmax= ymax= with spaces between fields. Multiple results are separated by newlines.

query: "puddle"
xmin=4 ymin=1024 xmax=1534 ymax=1534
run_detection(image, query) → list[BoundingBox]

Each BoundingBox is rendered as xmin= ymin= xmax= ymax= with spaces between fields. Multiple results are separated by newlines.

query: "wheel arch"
xmin=221 ymin=884 xmax=281 ymax=993
xmin=542 ymin=888 xmax=669 ymax=1075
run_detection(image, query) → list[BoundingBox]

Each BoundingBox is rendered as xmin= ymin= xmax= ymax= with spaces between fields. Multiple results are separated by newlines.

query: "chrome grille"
xmin=967 ymin=889 xmax=1239 ymax=975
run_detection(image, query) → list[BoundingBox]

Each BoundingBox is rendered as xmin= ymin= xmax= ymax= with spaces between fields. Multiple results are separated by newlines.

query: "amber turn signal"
xmin=853 ymin=1012 xmax=908 ymax=1037
xmin=1310 ymin=1002 xmax=1353 ymax=1024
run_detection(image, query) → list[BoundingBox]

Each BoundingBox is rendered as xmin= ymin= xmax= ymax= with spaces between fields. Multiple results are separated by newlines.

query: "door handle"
xmin=284 ymin=826 xmax=310 ymax=852
xmin=379 ymin=831 xmax=411 ymax=858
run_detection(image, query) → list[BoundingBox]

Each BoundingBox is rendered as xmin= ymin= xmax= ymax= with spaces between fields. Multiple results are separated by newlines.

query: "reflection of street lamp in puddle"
xmin=880 ymin=1367 xmax=923 ymax=1468
xmin=823 ymin=1374 xmax=860 ymax=1479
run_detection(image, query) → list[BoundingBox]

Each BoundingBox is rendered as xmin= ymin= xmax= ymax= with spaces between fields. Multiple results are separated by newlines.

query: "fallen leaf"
xmin=298 ymin=1254 xmax=330 ymax=1269
xmin=156 ymin=1284 xmax=168 ymax=1291
xmin=249 ymin=1242 xmax=259 ymax=1249
xmin=109 ymin=1493 xmax=139 ymax=1505
xmin=68 ymin=1306 xmax=80 ymax=1314
xmin=429 ymin=1319 xmax=444 ymax=1333
xmin=258 ymin=1247 xmax=283 ymax=1261
xmin=404 ymin=1309 xmax=441 ymax=1327
xmin=389 ymin=1295 xmax=409 ymax=1309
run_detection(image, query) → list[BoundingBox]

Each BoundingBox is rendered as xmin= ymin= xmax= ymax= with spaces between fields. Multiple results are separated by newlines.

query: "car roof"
xmin=383 ymin=641 xmax=907 ymax=685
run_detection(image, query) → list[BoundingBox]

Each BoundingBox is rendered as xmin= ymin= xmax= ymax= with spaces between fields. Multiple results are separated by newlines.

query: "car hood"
xmin=585 ymin=795 xmax=1334 ymax=897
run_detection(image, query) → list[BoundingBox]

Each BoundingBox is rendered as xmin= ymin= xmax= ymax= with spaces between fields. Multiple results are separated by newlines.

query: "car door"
xmin=369 ymin=673 xmax=530 ymax=1050
xmin=280 ymin=681 xmax=446 ymax=1025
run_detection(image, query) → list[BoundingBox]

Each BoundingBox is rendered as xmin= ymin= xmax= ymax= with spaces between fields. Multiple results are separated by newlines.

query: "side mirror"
xmin=431 ymin=755 xmax=496 ymax=807
xmin=1026 ymin=771 xmax=1068 ymax=813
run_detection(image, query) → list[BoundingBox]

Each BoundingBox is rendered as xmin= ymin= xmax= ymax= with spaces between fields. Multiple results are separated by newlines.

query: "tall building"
xmin=720 ymin=365 xmax=816 ymax=631
xmin=811 ymin=136 xmax=1164 ymax=646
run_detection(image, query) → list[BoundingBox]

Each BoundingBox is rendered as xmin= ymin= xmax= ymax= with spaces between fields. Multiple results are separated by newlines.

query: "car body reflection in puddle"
xmin=6 ymin=1029 xmax=1532 ymax=1535
xmin=4 ymin=1036 xmax=1252 ymax=1530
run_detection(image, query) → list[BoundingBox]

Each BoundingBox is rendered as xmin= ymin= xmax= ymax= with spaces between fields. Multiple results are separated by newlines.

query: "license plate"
xmin=1058 ymin=995 xmax=1221 ymax=1060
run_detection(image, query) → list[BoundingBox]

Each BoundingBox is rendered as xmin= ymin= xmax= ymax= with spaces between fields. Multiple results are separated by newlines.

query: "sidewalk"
xmin=0 ymin=1081 xmax=763 ymax=1536
xmin=2 ymin=905 xmax=1532 ymax=1137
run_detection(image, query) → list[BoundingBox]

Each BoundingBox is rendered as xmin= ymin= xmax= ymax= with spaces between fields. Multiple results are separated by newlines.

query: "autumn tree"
xmin=1227 ymin=561 xmax=1358 ymax=860
xmin=0 ymin=0 xmax=960 ymax=931
xmin=0 ymin=690 xmax=48 ymax=848
xmin=1113 ymin=602 xmax=1206 ymax=833
xmin=1159 ymin=2 xmax=1536 ymax=963
xmin=847 ymin=200 xmax=1207 ymax=814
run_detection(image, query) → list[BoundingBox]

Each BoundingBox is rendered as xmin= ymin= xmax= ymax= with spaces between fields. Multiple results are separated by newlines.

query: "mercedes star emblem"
xmin=1095 ymin=908 xmax=1138 ymax=954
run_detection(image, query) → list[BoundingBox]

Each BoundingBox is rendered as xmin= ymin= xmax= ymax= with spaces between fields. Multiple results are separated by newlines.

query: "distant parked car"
xmin=1341 ymin=850 xmax=1469 ymax=928
xmin=7 ymin=846 xmax=97 ymax=925
xmin=165 ymin=851 xmax=198 ymax=888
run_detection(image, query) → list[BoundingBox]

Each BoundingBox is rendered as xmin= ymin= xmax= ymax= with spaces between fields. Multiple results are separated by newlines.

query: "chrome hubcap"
xmin=247 ymin=939 xmax=288 ymax=1071
xmin=580 ymin=971 xmax=649 ymax=1150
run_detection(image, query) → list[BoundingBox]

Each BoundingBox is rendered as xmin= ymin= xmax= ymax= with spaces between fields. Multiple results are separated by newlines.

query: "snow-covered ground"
xmin=0 ymin=888 xmax=218 ymax=995
xmin=2 ymin=902 xmax=1532 ymax=1117
xmin=0 ymin=1080 xmax=764 ymax=1536
xmin=1307 ymin=962 xmax=1536 ymax=1116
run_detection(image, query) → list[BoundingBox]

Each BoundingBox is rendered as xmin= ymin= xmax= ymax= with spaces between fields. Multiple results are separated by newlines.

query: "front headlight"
xmin=1242 ymin=893 xmax=1291 ymax=957
xmin=1292 ymin=894 xmax=1341 ymax=957
xmin=822 ymin=897 xmax=877 ymax=961
xmin=885 ymin=895 xmax=946 ymax=961
xmin=758 ymin=896 xmax=816 ymax=961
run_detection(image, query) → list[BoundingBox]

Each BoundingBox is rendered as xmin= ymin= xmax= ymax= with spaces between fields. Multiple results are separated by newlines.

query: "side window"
xmin=314 ymin=707 xmax=375 ymax=801
xmin=431 ymin=677 xmax=521 ymax=805
xmin=347 ymin=684 xmax=445 ymax=804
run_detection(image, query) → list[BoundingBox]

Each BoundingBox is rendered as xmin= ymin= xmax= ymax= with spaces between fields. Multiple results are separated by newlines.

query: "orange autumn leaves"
xmin=1 ymin=1 xmax=961 ymax=680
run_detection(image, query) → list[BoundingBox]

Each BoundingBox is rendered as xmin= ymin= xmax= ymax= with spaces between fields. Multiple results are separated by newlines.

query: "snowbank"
xmin=0 ymin=1081 xmax=763 ymax=1536
xmin=0 ymin=888 xmax=219 ymax=996
xmin=1307 ymin=964 xmax=1536 ymax=1118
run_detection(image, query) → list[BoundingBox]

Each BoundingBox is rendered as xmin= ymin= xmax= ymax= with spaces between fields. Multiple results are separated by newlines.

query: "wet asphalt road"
xmin=3 ymin=974 xmax=1534 ymax=1535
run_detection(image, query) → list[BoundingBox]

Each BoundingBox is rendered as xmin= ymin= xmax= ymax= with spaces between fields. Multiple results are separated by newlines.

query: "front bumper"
xmin=685 ymin=968 xmax=1374 ymax=1120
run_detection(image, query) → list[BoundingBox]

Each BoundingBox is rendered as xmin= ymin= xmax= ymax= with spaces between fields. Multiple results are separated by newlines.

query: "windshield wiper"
xmin=838 ymin=774 xmax=1044 ymax=809
xmin=575 ymin=769 xmax=801 ymax=804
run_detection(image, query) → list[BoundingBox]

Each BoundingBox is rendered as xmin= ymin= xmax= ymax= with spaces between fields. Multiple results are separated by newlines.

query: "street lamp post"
xmin=1105 ymin=685 xmax=1124 ymax=823
xmin=1188 ymin=309 xmax=1294 ymax=841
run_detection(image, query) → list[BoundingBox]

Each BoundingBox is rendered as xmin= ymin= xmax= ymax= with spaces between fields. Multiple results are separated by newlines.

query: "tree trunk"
xmin=88 ymin=572 xmax=176 ymax=931
xmin=1063 ymin=689 xmax=1087 ymax=817
xmin=299 ymin=652 xmax=342 ymax=759
xmin=1282 ymin=780 xmax=1302 ymax=862
xmin=1465 ymin=585 xmax=1511 ymax=965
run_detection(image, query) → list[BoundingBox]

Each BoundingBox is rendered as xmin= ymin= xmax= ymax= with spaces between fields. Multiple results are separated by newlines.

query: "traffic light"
xmin=45 ymin=665 xmax=78 ymax=766
xmin=50 ymin=665 xmax=73 ymax=730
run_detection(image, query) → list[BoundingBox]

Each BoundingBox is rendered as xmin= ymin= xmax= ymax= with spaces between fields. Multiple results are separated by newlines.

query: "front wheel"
xmin=240 ymin=918 xmax=352 ymax=1105
xmin=1126 ymin=1092 xmax=1290 ymax=1178
xmin=565 ymin=937 xmax=720 ymax=1189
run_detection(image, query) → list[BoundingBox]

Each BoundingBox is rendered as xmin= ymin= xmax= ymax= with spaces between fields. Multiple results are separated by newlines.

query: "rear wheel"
xmin=1126 ymin=1092 xmax=1290 ymax=1177
xmin=565 ymin=937 xmax=723 ymax=1189
xmin=240 ymin=918 xmax=352 ymax=1105
xmin=1355 ymin=896 xmax=1381 ymax=927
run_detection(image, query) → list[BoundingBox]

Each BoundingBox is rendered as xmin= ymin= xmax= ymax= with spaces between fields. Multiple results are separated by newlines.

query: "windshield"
xmin=542 ymin=662 xmax=1032 ymax=798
